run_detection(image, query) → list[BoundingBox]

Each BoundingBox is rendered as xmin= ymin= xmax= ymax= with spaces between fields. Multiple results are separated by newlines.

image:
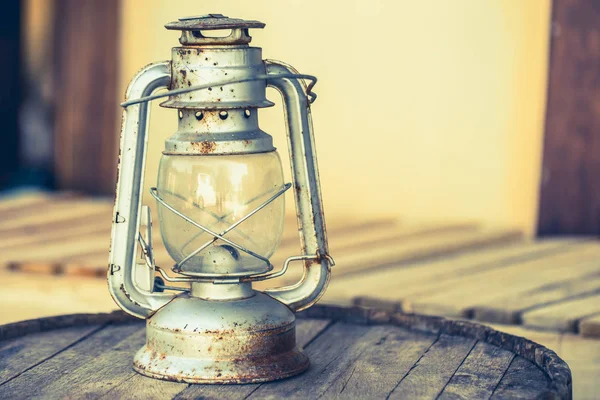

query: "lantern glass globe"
xmin=156 ymin=151 xmax=285 ymax=276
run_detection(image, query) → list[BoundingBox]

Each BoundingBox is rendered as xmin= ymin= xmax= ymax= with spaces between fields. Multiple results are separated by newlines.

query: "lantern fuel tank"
xmin=107 ymin=14 xmax=334 ymax=383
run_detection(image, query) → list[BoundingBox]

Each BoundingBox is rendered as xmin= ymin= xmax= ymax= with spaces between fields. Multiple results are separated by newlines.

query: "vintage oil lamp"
xmin=107 ymin=14 xmax=334 ymax=383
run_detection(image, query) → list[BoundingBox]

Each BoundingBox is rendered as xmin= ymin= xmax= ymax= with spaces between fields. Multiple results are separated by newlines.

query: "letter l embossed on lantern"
xmin=107 ymin=14 xmax=334 ymax=384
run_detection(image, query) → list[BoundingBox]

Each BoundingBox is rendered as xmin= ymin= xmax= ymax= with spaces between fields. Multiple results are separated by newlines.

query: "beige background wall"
xmin=119 ymin=0 xmax=551 ymax=236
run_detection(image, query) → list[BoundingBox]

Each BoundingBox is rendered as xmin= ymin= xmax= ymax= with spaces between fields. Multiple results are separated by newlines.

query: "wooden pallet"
xmin=1 ymin=191 xmax=600 ymax=340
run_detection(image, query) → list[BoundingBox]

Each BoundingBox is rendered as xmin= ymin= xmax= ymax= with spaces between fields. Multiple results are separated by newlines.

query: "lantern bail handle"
xmin=120 ymin=73 xmax=317 ymax=108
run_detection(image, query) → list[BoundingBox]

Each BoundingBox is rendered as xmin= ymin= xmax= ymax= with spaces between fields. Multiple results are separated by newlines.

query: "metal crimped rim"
xmin=165 ymin=18 xmax=265 ymax=31
xmin=0 ymin=305 xmax=572 ymax=399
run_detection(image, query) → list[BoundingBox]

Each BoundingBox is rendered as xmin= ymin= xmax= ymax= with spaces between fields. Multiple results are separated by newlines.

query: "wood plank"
xmin=490 ymin=357 xmax=550 ymax=399
xmin=26 ymin=329 xmax=146 ymax=399
xmin=0 ymin=325 xmax=103 ymax=385
xmin=102 ymin=374 xmax=186 ymax=400
xmin=257 ymin=227 xmax=522 ymax=292
xmin=485 ymin=321 xmax=600 ymax=398
xmin=0 ymin=323 xmax=141 ymax=398
xmin=537 ymin=0 xmax=600 ymax=235
xmin=0 ymin=270 xmax=116 ymax=324
xmin=388 ymin=334 xmax=476 ymax=399
xmin=278 ymin=216 xmax=396 ymax=247
xmin=579 ymin=313 xmax=600 ymax=338
xmin=401 ymin=242 xmax=600 ymax=319
xmin=321 ymin=228 xmax=522 ymax=281
xmin=325 ymin=239 xmax=577 ymax=309
xmin=437 ymin=341 xmax=515 ymax=399
xmin=0 ymin=218 xmax=110 ymax=252
xmin=0 ymin=199 xmax=111 ymax=232
xmin=246 ymin=322 xmax=374 ymax=399
xmin=474 ymin=271 xmax=600 ymax=325
xmin=0 ymin=232 xmax=111 ymax=264
xmin=0 ymin=192 xmax=53 ymax=213
xmin=294 ymin=319 xmax=331 ymax=348
xmin=270 ymin=221 xmax=478 ymax=269
xmin=318 ymin=326 xmax=437 ymax=398
xmin=521 ymin=293 xmax=600 ymax=332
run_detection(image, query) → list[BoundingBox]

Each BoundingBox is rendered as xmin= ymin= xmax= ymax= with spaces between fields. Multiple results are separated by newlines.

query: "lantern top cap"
xmin=165 ymin=14 xmax=266 ymax=31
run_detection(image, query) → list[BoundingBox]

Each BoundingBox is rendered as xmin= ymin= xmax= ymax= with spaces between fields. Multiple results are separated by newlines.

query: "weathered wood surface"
xmin=487 ymin=323 xmax=600 ymax=400
xmin=4 ymin=192 xmax=600 ymax=397
xmin=2 ymin=191 xmax=600 ymax=340
xmin=0 ymin=307 xmax=571 ymax=400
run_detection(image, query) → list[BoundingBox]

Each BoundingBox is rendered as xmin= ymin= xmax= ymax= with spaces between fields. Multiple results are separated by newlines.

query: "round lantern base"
xmin=132 ymin=291 xmax=309 ymax=384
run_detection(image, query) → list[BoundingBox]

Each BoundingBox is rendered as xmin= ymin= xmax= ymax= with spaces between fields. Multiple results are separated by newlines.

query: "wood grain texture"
xmin=301 ymin=305 xmax=571 ymax=399
xmin=400 ymin=243 xmax=600 ymax=319
xmin=329 ymin=239 xmax=577 ymax=309
xmin=317 ymin=326 xmax=437 ymax=399
xmin=247 ymin=323 xmax=371 ymax=399
xmin=490 ymin=357 xmax=551 ymax=399
xmin=388 ymin=335 xmax=476 ymax=399
xmin=0 ymin=325 xmax=102 ymax=385
xmin=264 ymin=227 xmax=523 ymax=290
xmin=0 ymin=323 xmax=141 ymax=398
xmin=579 ymin=313 xmax=600 ymax=338
xmin=437 ymin=341 xmax=515 ymax=399
xmin=0 ymin=308 xmax=571 ymax=399
xmin=537 ymin=0 xmax=600 ymax=235
xmin=473 ymin=272 xmax=600 ymax=325
xmin=521 ymin=293 xmax=600 ymax=332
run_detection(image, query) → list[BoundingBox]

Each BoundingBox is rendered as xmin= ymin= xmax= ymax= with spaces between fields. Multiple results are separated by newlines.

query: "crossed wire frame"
xmin=150 ymin=183 xmax=291 ymax=273
xmin=145 ymin=182 xmax=331 ymax=285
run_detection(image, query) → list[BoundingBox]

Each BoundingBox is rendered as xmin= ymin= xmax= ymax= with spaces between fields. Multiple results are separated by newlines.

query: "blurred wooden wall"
xmin=52 ymin=0 xmax=120 ymax=195
xmin=537 ymin=0 xmax=600 ymax=235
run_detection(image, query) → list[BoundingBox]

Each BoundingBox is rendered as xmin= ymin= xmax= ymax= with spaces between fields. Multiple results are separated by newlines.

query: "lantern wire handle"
xmin=173 ymin=182 xmax=292 ymax=269
xmin=120 ymin=73 xmax=317 ymax=108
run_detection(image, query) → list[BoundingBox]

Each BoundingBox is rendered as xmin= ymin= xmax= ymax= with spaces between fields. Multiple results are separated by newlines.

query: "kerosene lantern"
xmin=107 ymin=14 xmax=334 ymax=384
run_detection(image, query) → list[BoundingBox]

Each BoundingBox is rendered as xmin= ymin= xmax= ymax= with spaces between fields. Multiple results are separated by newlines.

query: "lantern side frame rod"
xmin=108 ymin=61 xmax=176 ymax=319
xmin=173 ymin=182 xmax=292 ymax=270
xmin=262 ymin=60 xmax=332 ymax=312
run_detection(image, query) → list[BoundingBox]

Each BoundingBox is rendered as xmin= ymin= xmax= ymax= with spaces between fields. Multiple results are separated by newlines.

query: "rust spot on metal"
xmin=191 ymin=141 xmax=217 ymax=154
xmin=119 ymin=284 xmax=140 ymax=306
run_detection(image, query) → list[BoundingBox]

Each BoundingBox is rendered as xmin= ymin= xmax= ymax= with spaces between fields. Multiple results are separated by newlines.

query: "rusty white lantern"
xmin=107 ymin=14 xmax=334 ymax=384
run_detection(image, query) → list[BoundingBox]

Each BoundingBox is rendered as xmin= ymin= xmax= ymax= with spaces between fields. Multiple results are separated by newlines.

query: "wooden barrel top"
xmin=0 ymin=305 xmax=571 ymax=399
